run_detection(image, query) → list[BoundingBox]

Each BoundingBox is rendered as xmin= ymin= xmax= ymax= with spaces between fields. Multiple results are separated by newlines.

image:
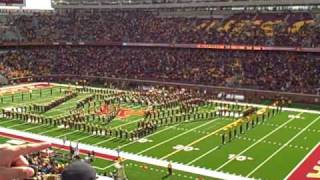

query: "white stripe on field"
xmin=7 ymin=122 xmax=29 ymax=128
xmin=137 ymin=118 xmax=222 ymax=155
xmin=0 ymin=126 xmax=253 ymax=180
xmin=24 ymin=124 xmax=47 ymax=131
xmin=93 ymin=118 xmax=144 ymax=146
xmin=284 ymin=142 xmax=320 ymax=179
xmin=56 ymin=130 xmax=79 ymax=138
xmin=0 ymin=119 xmax=17 ymax=125
xmin=117 ymin=124 xmax=180 ymax=149
xmin=187 ymin=146 xmax=220 ymax=165
xmin=246 ymin=115 xmax=320 ymax=177
xmin=216 ymin=112 xmax=304 ymax=171
xmin=39 ymin=127 xmax=61 ymax=135
xmin=74 ymin=134 xmax=96 ymax=142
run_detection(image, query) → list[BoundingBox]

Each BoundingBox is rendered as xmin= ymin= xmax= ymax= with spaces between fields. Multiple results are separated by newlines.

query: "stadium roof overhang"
xmin=52 ymin=0 xmax=320 ymax=9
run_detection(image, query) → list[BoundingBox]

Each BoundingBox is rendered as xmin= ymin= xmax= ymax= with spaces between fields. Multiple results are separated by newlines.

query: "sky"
xmin=0 ymin=0 xmax=53 ymax=10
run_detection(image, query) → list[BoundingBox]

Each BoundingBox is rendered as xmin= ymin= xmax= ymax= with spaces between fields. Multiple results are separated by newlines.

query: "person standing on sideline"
xmin=168 ymin=161 xmax=173 ymax=176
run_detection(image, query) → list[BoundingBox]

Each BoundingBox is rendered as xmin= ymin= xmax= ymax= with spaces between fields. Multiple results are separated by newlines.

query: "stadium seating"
xmin=0 ymin=10 xmax=319 ymax=47
xmin=0 ymin=10 xmax=319 ymax=95
xmin=0 ymin=47 xmax=319 ymax=94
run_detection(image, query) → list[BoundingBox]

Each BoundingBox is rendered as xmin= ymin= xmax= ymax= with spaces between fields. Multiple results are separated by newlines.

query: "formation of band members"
xmin=32 ymin=91 xmax=78 ymax=113
xmin=0 ymin=85 xmax=287 ymax=143
xmin=220 ymin=100 xmax=286 ymax=145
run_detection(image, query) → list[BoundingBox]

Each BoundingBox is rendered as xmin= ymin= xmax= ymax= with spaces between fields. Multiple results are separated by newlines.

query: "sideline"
xmin=0 ymin=126 xmax=253 ymax=180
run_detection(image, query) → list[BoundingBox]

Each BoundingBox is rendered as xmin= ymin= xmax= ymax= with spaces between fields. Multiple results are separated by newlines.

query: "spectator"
xmin=0 ymin=47 xmax=319 ymax=94
xmin=0 ymin=10 xmax=318 ymax=47
xmin=0 ymin=142 xmax=51 ymax=180
xmin=61 ymin=161 xmax=96 ymax=180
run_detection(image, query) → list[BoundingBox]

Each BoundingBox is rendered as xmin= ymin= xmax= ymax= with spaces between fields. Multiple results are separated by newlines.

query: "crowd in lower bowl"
xmin=0 ymin=46 xmax=319 ymax=94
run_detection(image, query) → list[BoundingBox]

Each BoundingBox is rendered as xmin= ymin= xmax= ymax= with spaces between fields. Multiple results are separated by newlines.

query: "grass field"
xmin=0 ymin=83 xmax=319 ymax=180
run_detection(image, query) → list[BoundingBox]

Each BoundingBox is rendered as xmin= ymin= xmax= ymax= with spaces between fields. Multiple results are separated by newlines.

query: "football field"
xmin=0 ymin=83 xmax=319 ymax=180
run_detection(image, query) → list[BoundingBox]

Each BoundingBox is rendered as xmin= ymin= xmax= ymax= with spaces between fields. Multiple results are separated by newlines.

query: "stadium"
xmin=0 ymin=0 xmax=319 ymax=179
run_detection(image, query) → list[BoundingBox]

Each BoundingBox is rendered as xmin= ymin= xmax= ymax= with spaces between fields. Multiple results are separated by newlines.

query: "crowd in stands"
xmin=0 ymin=46 xmax=319 ymax=94
xmin=25 ymin=149 xmax=65 ymax=179
xmin=22 ymin=147 xmax=97 ymax=180
xmin=0 ymin=10 xmax=319 ymax=47
xmin=0 ymin=10 xmax=319 ymax=95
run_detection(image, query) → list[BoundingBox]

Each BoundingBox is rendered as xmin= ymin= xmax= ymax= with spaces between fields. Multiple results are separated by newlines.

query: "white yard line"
xmin=284 ymin=142 xmax=320 ymax=179
xmin=187 ymin=146 xmax=220 ymax=165
xmin=215 ymin=112 xmax=303 ymax=171
xmin=39 ymin=127 xmax=60 ymax=135
xmin=137 ymin=118 xmax=221 ymax=155
xmin=24 ymin=124 xmax=47 ymax=131
xmin=0 ymin=125 xmax=253 ymax=180
xmin=93 ymin=137 xmax=116 ymax=146
xmin=45 ymin=101 xmax=83 ymax=115
xmin=93 ymin=118 xmax=143 ymax=146
xmin=117 ymin=124 xmax=180 ymax=149
xmin=56 ymin=130 xmax=79 ymax=138
xmin=0 ymin=119 xmax=17 ymax=125
xmin=92 ymin=166 xmax=106 ymax=170
xmin=0 ymin=90 xmax=53 ymax=100
xmin=246 ymin=115 xmax=320 ymax=177
xmin=1 ymin=91 xmax=59 ymax=108
xmin=7 ymin=122 xmax=29 ymax=128
xmin=114 ymin=118 xmax=143 ymax=128
xmin=74 ymin=134 xmax=96 ymax=142
xmin=93 ymin=122 xmax=177 ymax=148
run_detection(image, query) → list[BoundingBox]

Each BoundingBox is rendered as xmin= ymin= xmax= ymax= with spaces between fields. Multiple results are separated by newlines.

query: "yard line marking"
xmin=93 ymin=118 xmax=144 ymax=146
xmin=92 ymin=166 xmax=108 ymax=170
xmin=0 ymin=90 xmax=53 ymax=100
xmin=284 ymin=142 xmax=320 ymax=180
xmin=56 ymin=130 xmax=79 ymax=138
xmin=94 ymin=128 xmax=136 ymax=146
xmin=94 ymin=137 xmax=116 ymax=146
xmin=74 ymin=134 xmax=96 ymax=142
xmin=113 ymin=117 xmax=143 ymax=128
xmin=116 ymin=116 xmax=220 ymax=149
xmin=160 ymin=118 xmax=226 ymax=159
xmin=46 ymin=97 xmax=87 ymax=115
xmin=0 ymin=125 xmax=253 ymax=180
xmin=216 ymin=112 xmax=303 ymax=171
xmin=39 ymin=127 xmax=60 ymax=135
xmin=117 ymin=124 xmax=180 ymax=149
xmin=246 ymin=115 xmax=320 ymax=177
xmin=137 ymin=118 xmax=222 ymax=155
xmin=187 ymin=146 xmax=220 ymax=165
xmin=0 ymin=119 xmax=17 ymax=124
xmin=7 ymin=122 xmax=29 ymax=128
xmin=102 ymin=163 xmax=115 ymax=170
xmin=0 ymin=90 xmax=59 ymax=106
xmin=93 ymin=122 xmax=178 ymax=148
xmin=24 ymin=124 xmax=47 ymax=131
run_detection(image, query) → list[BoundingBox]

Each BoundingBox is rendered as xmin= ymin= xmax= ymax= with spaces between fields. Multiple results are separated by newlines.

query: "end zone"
xmin=287 ymin=143 xmax=320 ymax=180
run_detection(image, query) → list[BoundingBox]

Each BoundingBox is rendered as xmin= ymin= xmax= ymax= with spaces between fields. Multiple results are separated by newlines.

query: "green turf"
xmin=0 ymin=84 xmax=319 ymax=180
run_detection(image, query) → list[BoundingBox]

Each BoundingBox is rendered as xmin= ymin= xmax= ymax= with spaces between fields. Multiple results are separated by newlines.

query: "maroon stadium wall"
xmin=0 ymin=0 xmax=24 ymax=4
xmin=1 ymin=42 xmax=320 ymax=53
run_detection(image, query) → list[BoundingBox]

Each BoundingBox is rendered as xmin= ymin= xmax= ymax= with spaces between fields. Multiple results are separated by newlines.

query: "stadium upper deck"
xmin=0 ymin=10 xmax=319 ymax=47
xmin=52 ymin=0 xmax=320 ymax=9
